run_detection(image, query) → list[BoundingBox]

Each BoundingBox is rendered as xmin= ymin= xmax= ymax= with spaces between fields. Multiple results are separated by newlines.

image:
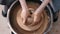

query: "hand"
xmin=21 ymin=10 xmax=29 ymax=24
xmin=30 ymin=12 xmax=42 ymax=26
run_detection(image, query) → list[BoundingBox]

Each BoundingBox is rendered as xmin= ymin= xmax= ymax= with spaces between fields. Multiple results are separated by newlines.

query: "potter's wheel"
xmin=9 ymin=1 xmax=51 ymax=34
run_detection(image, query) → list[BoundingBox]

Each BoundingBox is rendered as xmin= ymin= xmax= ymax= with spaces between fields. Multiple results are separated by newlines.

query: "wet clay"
xmin=9 ymin=2 xmax=49 ymax=34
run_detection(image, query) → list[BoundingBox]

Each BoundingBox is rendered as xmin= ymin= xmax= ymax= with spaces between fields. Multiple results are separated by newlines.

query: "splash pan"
xmin=8 ymin=0 xmax=53 ymax=34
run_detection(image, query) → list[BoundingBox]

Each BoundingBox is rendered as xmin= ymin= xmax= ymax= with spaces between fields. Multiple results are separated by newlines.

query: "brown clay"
xmin=9 ymin=2 xmax=49 ymax=34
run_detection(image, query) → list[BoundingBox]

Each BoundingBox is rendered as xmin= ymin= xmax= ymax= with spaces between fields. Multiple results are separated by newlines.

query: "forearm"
xmin=35 ymin=0 xmax=51 ymax=14
xmin=19 ymin=0 xmax=28 ymax=11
